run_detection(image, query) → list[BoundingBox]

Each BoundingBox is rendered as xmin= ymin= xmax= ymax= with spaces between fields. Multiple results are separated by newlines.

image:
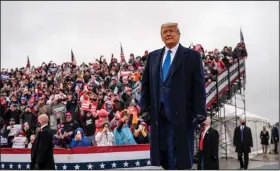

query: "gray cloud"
xmin=1 ymin=1 xmax=279 ymax=123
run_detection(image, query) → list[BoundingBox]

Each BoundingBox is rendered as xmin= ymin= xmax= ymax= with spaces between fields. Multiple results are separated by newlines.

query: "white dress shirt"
xmin=240 ymin=125 xmax=245 ymax=131
xmin=162 ymin=43 xmax=180 ymax=67
xmin=202 ymin=126 xmax=210 ymax=138
xmin=41 ymin=124 xmax=48 ymax=130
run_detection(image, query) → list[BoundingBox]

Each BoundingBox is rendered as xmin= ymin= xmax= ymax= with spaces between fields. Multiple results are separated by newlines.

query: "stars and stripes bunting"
xmin=0 ymin=145 xmax=150 ymax=170
xmin=0 ymin=159 xmax=151 ymax=170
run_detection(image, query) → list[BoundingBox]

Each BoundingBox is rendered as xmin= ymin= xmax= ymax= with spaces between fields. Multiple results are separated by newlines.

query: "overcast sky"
xmin=1 ymin=1 xmax=279 ymax=123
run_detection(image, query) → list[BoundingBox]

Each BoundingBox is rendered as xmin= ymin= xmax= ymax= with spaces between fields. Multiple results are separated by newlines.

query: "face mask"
xmin=241 ymin=122 xmax=246 ymax=125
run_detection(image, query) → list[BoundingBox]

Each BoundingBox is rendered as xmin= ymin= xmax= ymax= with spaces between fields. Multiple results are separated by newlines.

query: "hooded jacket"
xmin=69 ymin=128 xmax=90 ymax=148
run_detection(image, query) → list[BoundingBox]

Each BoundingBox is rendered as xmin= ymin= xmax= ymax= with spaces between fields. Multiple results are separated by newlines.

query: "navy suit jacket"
xmin=140 ymin=44 xmax=206 ymax=169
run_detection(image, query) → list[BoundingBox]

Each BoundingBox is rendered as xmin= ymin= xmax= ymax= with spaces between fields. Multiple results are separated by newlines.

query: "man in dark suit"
xmin=140 ymin=22 xmax=206 ymax=169
xmin=31 ymin=114 xmax=55 ymax=170
xmin=271 ymin=123 xmax=279 ymax=154
xmin=197 ymin=117 xmax=219 ymax=170
xmin=233 ymin=117 xmax=253 ymax=170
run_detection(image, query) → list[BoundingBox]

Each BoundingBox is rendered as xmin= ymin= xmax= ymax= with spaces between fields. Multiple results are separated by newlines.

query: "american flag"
xmin=120 ymin=43 xmax=125 ymax=62
xmin=26 ymin=56 xmax=30 ymax=68
xmin=71 ymin=49 xmax=77 ymax=65
xmin=240 ymin=28 xmax=244 ymax=43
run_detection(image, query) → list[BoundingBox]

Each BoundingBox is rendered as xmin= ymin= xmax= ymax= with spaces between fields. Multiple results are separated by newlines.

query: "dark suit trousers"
xmin=158 ymin=103 xmax=177 ymax=170
xmin=238 ymin=144 xmax=249 ymax=169
xmin=274 ymin=141 xmax=278 ymax=153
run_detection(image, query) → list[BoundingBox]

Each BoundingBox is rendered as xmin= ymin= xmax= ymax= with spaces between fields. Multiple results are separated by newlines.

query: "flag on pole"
xmin=120 ymin=43 xmax=125 ymax=62
xmin=26 ymin=56 xmax=30 ymax=68
xmin=71 ymin=49 xmax=77 ymax=65
xmin=240 ymin=28 xmax=244 ymax=43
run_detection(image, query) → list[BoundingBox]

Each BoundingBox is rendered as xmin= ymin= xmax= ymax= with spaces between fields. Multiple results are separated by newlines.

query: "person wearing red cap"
xmin=52 ymin=123 xmax=71 ymax=148
xmin=62 ymin=112 xmax=79 ymax=138
xmin=95 ymin=109 xmax=109 ymax=133
xmin=134 ymin=122 xmax=149 ymax=144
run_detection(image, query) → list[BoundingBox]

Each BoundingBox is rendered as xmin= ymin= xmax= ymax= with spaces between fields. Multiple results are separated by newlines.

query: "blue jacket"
xmin=69 ymin=128 xmax=91 ymax=148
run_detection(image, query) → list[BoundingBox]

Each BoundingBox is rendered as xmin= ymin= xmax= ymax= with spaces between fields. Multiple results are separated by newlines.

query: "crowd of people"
xmin=0 ymin=42 xmax=249 ymax=149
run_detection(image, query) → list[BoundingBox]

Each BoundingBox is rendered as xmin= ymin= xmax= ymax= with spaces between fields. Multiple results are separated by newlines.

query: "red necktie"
xmin=199 ymin=129 xmax=205 ymax=151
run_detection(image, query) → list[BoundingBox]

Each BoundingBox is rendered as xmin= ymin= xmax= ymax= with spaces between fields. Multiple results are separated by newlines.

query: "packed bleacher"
xmin=0 ymin=42 xmax=247 ymax=149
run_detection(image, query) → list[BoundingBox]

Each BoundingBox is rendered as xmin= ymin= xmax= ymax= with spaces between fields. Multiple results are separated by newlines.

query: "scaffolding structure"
xmin=213 ymin=57 xmax=247 ymax=160
xmin=194 ymin=58 xmax=247 ymax=161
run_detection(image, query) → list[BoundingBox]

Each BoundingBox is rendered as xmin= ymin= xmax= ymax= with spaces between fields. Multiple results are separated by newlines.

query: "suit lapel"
xmin=164 ymin=44 xmax=189 ymax=83
xmin=156 ymin=47 xmax=164 ymax=83
xmin=152 ymin=47 xmax=164 ymax=108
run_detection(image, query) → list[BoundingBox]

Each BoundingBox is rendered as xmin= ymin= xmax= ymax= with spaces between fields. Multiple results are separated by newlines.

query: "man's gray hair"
xmin=161 ymin=22 xmax=180 ymax=35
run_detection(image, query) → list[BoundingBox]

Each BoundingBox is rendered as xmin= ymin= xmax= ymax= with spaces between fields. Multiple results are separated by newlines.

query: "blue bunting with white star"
xmin=0 ymin=159 xmax=151 ymax=170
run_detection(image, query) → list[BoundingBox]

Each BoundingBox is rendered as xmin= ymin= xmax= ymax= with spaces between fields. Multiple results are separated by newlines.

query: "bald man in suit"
xmin=31 ymin=114 xmax=55 ymax=170
xmin=197 ymin=117 xmax=219 ymax=170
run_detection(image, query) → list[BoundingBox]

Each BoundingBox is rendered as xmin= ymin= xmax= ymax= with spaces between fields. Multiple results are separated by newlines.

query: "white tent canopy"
xmin=211 ymin=104 xmax=270 ymax=158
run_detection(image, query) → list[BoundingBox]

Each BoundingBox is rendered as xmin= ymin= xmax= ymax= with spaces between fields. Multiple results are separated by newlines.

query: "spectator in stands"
xmin=114 ymin=111 xmax=136 ymax=145
xmin=83 ymin=111 xmax=98 ymax=145
xmin=27 ymin=134 xmax=35 ymax=148
xmin=141 ymin=50 xmax=149 ymax=64
xmin=66 ymin=94 xmax=78 ymax=119
xmin=69 ymin=127 xmax=90 ymax=148
xmin=19 ymin=97 xmax=29 ymax=112
xmin=109 ymin=111 xmax=121 ymax=131
xmin=95 ymin=122 xmax=114 ymax=146
xmin=112 ymin=93 xmax=124 ymax=111
xmin=211 ymin=55 xmax=225 ymax=73
xmin=97 ymin=92 xmax=105 ymax=110
xmin=22 ymin=122 xmax=33 ymax=142
xmin=121 ymin=87 xmax=133 ymax=108
xmin=260 ymin=126 xmax=270 ymax=155
xmin=0 ymin=96 xmax=8 ymax=123
xmin=128 ymin=53 xmax=135 ymax=65
xmin=53 ymin=124 xmax=71 ymax=148
xmin=34 ymin=97 xmax=49 ymax=116
xmin=20 ymin=107 xmax=37 ymax=130
xmin=204 ymin=68 xmax=214 ymax=83
xmin=134 ymin=122 xmax=149 ymax=144
xmin=63 ymin=112 xmax=79 ymax=138
xmin=0 ymin=123 xmax=9 ymax=147
xmin=95 ymin=109 xmax=109 ymax=133
xmin=3 ymin=104 xmax=21 ymax=124
xmin=233 ymin=43 xmax=246 ymax=60
xmin=7 ymin=118 xmax=17 ymax=147
xmin=240 ymin=42 xmax=248 ymax=58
